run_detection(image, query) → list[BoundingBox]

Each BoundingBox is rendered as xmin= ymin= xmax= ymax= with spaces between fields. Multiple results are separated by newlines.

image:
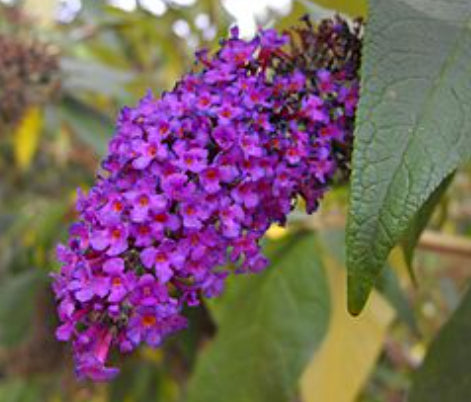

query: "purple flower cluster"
xmin=52 ymin=19 xmax=361 ymax=381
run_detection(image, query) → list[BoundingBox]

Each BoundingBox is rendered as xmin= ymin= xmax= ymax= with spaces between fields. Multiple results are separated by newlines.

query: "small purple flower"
xmin=131 ymin=274 xmax=168 ymax=306
xmin=161 ymin=173 xmax=196 ymax=201
xmin=76 ymin=355 xmax=120 ymax=382
xmin=68 ymin=263 xmax=109 ymax=302
xmin=339 ymin=84 xmax=359 ymax=117
xmin=127 ymin=306 xmax=180 ymax=347
xmin=200 ymin=166 xmax=222 ymax=193
xmin=219 ymin=202 xmax=244 ymax=238
xmin=301 ymin=95 xmax=328 ymax=123
xmin=125 ymin=190 xmax=166 ymax=222
xmin=215 ymin=101 xmax=243 ymax=124
xmin=103 ymin=258 xmax=133 ymax=303
xmin=176 ymin=147 xmax=208 ymax=173
xmin=317 ymin=69 xmax=335 ymax=93
xmin=140 ymin=241 xmax=184 ymax=283
xmin=149 ymin=210 xmax=180 ymax=234
xmin=179 ymin=202 xmax=209 ymax=229
xmin=132 ymin=140 xmax=168 ymax=170
xmin=98 ymin=194 xmax=126 ymax=225
xmin=75 ymin=329 xmax=119 ymax=381
xmin=239 ymin=134 xmax=264 ymax=158
xmin=212 ymin=125 xmax=236 ymax=150
xmin=131 ymin=223 xmax=155 ymax=247
xmin=90 ymin=224 xmax=128 ymax=256
xmin=232 ymin=182 xmax=259 ymax=208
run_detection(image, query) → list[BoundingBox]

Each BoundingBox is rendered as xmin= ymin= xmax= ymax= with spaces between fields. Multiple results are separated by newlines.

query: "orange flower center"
xmin=112 ymin=201 xmax=123 ymax=212
xmin=156 ymin=253 xmax=168 ymax=263
xmin=112 ymin=277 xmax=122 ymax=286
xmin=138 ymin=195 xmax=149 ymax=206
xmin=111 ymin=229 xmax=122 ymax=239
xmin=141 ymin=315 xmax=156 ymax=327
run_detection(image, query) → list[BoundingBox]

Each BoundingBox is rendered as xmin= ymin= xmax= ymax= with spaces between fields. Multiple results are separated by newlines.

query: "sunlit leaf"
xmin=301 ymin=258 xmax=394 ymax=402
xmin=22 ymin=0 xmax=56 ymax=27
xmin=320 ymin=229 xmax=416 ymax=330
xmin=13 ymin=107 xmax=43 ymax=171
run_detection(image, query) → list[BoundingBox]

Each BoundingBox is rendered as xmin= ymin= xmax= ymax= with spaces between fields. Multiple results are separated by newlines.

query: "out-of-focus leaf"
xmin=0 ymin=378 xmax=44 ymax=402
xmin=346 ymin=0 xmax=471 ymax=314
xmin=0 ymin=270 xmax=47 ymax=346
xmin=60 ymin=96 xmax=114 ymax=156
xmin=298 ymin=0 xmax=367 ymax=18
xmin=13 ymin=107 xmax=43 ymax=171
xmin=60 ymin=57 xmax=134 ymax=98
xmin=320 ymin=229 xmax=416 ymax=330
xmin=409 ymin=286 xmax=471 ymax=402
xmin=301 ymin=258 xmax=394 ymax=402
xmin=187 ymin=233 xmax=330 ymax=402
xmin=375 ymin=264 xmax=416 ymax=333
xmin=108 ymin=361 xmax=160 ymax=402
xmin=402 ymin=173 xmax=454 ymax=273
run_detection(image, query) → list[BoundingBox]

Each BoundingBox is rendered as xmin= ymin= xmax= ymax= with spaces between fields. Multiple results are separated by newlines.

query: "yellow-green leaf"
xmin=301 ymin=257 xmax=394 ymax=402
xmin=13 ymin=107 xmax=43 ymax=171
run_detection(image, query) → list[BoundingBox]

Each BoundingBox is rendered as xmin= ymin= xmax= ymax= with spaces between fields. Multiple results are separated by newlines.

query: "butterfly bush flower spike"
xmin=52 ymin=17 xmax=362 ymax=381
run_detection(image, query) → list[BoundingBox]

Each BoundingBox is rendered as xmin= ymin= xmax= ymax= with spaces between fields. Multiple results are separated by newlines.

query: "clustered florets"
xmin=52 ymin=17 xmax=361 ymax=381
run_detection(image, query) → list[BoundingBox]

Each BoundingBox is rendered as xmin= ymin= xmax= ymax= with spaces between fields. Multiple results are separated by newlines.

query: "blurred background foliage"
xmin=0 ymin=0 xmax=469 ymax=401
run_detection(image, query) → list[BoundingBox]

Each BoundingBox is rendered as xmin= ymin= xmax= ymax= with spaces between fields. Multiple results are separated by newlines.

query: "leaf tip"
xmin=347 ymin=274 xmax=373 ymax=316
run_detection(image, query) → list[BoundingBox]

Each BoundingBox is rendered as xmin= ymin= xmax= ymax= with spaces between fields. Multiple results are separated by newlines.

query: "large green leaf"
xmin=409 ymin=286 xmax=471 ymax=401
xmin=346 ymin=0 xmax=471 ymax=314
xmin=186 ymin=233 xmax=330 ymax=402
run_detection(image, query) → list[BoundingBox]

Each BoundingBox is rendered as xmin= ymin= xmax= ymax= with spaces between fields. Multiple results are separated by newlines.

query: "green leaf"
xmin=61 ymin=57 xmax=134 ymax=98
xmin=0 ymin=378 xmax=44 ymax=402
xmin=374 ymin=264 xmax=416 ymax=333
xmin=409 ymin=286 xmax=471 ymax=401
xmin=401 ymin=172 xmax=454 ymax=271
xmin=186 ymin=232 xmax=330 ymax=402
xmin=60 ymin=96 xmax=114 ymax=157
xmin=0 ymin=270 xmax=47 ymax=346
xmin=346 ymin=0 xmax=471 ymax=314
